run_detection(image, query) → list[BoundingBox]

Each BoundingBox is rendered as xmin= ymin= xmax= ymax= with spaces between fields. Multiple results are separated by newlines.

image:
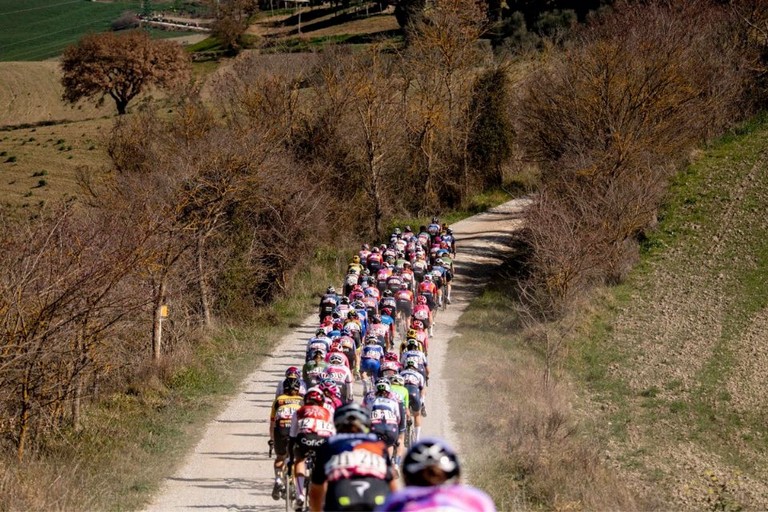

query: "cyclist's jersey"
xmin=417 ymin=232 xmax=431 ymax=248
xmin=387 ymin=274 xmax=403 ymax=292
xmin=323 ymin=395 xmax=343 ymax=414
xmin=361 ymin=343 xmax=384 ymax=361
xmin=270 ymin=394 xmax=303 ymax=429
xmin=367 ymin=252 xmax=383 ymax=269
xmin=390 ymin=385 xmax=409 ymax=411
xmin=400 ymin=368 xmax=426 ymax=390
xmin=307 ymin=336 xmax=330 ymax=355
xmin=367 ymin=395 xmax=402 ymax=429
xmin=378 ymin=484 xmax=496 ymax=512
xmin=319 ymin=293 xmax=339 ymax=315
xmin=359 ymin=249 xmax=371 ymax=262
xmin=412 ymin=304 xmax=430 ymax=322
xmin=289 ymin=404 xmax=335 ymax=437
xmin=303 ymin=361 xmax=328 ymax=386
xmin=326 ymin=363 xmax=353 ymax=389
xmin=339 ymin=335 xmax=357 ymax=352
xmin=336 ymin=304 xmax=352 ymax=318
xmin=348 ymin=262 xmax=365 ymax=274
xmin=399 ymin=340 xmax=424 ymax=356
xmin=368 ymin=323 xmax=389 ymax=345
xmin=311 ymin=433 xmax=393 ymax=511
xmin=349 ymin=289 xmax=365 ymax=302
xmin=364 ymin=286 xmax=381 ymax=300
xmin=380 ymin=296 xmax=397 ymax=312
xmin=401 ymin=349 xmax=428 ymax=373
xmin=395 ymin=289 xmax=414 ymax=306
xmin=418 ymin=281 xmax=437 ymax=296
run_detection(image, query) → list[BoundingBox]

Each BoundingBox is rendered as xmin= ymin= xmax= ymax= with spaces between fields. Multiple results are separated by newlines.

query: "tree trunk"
xmin=116 ymin=97 xmax=128 ymax=115
xmin=152 ymin=277 xmax=167 ymax=361
xmin=197 ymin=234 xmax=212 ymax=327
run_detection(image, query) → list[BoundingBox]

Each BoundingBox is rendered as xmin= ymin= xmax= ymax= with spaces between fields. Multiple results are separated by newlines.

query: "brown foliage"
xmin=0 ymin=205 xmax=150 ymax=459
xmin=60 ymin=30 xmax=190 ymax=115
xmin=208 ymin=0 xmax=258 ymax=53
xmin=517 ymin=2 xmax=749 ymax=315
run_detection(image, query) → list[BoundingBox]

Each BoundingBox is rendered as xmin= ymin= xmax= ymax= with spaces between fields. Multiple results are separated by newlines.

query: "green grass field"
xmin=0 ymin=0 xmax=142 ymax=61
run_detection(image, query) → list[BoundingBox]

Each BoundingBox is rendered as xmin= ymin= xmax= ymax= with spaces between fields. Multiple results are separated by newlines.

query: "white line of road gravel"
xmin=144 ymin=197 xmax=530 ymax=512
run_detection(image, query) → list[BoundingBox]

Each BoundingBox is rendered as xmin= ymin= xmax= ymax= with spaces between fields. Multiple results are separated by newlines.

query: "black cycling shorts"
xmin=273 ymin=427 xmax=291 ymax=457
xmin=372 ymin=425 xmax=399 ymax=447
xmin=406 ymin=385 xmax=421 ymax=414
xmin=293 ymin=433 xmax=327 ymax=460
xmin=325 ymin=477 xmax=391 ymax=511
xmin=396 ymin=301 xmax=412 ymax=317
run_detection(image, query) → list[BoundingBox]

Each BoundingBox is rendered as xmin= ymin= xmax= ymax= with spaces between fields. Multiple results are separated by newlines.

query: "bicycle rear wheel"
xmin=284 ymin=466 xmax=294 ymax=512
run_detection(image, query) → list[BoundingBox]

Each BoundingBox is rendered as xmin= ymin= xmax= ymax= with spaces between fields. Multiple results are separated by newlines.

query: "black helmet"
xmin=402 ymin=438 xmax=461 ymax=486
xmin=283 ymin=377 xmax=301 ymax=394
xmin=334 ymin=403 xmax=371 ymax=431
xmin=327 ymin=285 xmax=336 ymax=294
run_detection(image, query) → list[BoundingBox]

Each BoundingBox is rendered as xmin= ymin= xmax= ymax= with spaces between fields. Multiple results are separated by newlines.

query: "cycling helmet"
xmin=424 ymin=274 xmax=432 ymax=281
xmin=394 ymin=228 xmax=401 ymax=235
xmin=315 ymin=328 xmax=326 ymax=336
xmin=431 ymin=216 xmax=439 ymax=224
xmin=400 ymin=282 xmax=409 ymax=289
xmin=330 ymin=340 xmax=343 ymax=352
xmin=371 ymin=247 xmax=379 ymax=253
xmin=391 ymin=374 xmax=405 ymax=386
xmin=375 ymin=378 xmax=391 ymax=394
xmin=352 ymin=255 xmax=361 ymax=264
xmin=365 ymin=335 xmax=378 ymax=344
xmin=405 ymin=359 xmax=418 ymax=369
xmin=348 ymin=310 xmax=358 ymax=318
xmin=412 ymin=320 xmax=423 ymax=329
xmin=304 ymin=387 xmax=324 ymax=406
xmin=402 ymin=438 xmax=460 ymax=486
xmin=283 ymin=377 xmax=301 ymax=393
xmin=383 ymin=290 xmax=393 ymax=297
xmin=435 ymin=258 xmax=443 ymax=265
xmin=403 ymin=261 xmax=411 ymax=267
xmin=407 ymin=339 xmax=419 ymax=350
xmin=285 ymin=366 xmax=300 ymax=378
xmin=334 ymin=402 xmax=371 ymax=431
xmin=312 ymin=349 xmax=325 ymax=359
xmin=327 ymin=285 xmax=336 ymax=294
xmin=383 ymin=351 xmax=399 ymax=362
xmin=319 ymin=380 xmax=340 ymax=398
xmin=407 ymin=329 xmax=418 ymax=339
xmin=417 ymin=296 xmax=427 ymax=305
xmin=329 ymin=353 xmax=344 ymax=365
xmin=405 ymin=225 xmax=412 ymax=231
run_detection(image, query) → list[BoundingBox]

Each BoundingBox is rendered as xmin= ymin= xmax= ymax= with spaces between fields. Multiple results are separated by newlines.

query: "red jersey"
xmin=290 ymin=404 xmax=335 ymax=437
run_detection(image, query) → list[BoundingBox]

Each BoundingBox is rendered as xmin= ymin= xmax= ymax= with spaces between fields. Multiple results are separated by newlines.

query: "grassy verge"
xmin=564 ymin=113 xmax=768 ymax=509
xmin=0 ymin=244 xmax=350 ymax=511
xmin=449 ymin=257 xmax=640 ymax=510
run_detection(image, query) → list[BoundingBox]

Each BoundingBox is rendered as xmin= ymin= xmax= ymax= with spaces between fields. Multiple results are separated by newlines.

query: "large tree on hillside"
xmin=60 ymin=30 xmax=190 ymax=115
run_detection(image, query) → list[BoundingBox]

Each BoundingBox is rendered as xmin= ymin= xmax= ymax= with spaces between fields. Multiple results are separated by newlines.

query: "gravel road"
xmin=144 ymin=197 xmax=530 ymax=512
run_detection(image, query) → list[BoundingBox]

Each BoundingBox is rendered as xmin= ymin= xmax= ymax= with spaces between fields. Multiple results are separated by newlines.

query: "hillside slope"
xmin=577 ymin=116 xmax=768 ymax=510
xmin=0 ymin=61 xmax=113 ymax=127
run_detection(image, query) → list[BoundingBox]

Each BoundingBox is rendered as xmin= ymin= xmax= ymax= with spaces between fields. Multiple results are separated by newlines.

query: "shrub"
xmin=111 ymin=11 xmax=140 ymax=31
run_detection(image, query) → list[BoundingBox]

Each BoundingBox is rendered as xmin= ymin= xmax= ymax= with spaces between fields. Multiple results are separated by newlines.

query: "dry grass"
xmin=0 ymin=62 xmax=113 ymax=127
xmin=451 ymin=272 xmax=641 ymax=511
xmin=0 ymin=118 xmax=112 ymax=208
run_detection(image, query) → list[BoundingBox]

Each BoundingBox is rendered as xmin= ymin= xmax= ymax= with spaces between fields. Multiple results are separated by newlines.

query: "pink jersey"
xmin=377 ymin=484 xmax=496 ymax=511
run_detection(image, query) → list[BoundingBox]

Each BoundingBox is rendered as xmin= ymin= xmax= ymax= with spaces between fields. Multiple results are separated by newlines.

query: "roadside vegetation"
xmin=4 ymin=0 xmax=768 ymax=510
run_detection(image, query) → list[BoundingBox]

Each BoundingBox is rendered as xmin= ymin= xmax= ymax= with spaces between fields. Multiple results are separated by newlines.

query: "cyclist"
xmin=290 ymin=387 xmax=335 ymax=510
xmin=360 ymin=335 xmax=384 ymax=394
xmin=319 ymin=286 xmax=339 ymax=323
xmin=309 ymin=403 xmax=397 ymax=511
xmin=400 ymin=359 xmax=427 ymax=440
xmin=326 ymin=353 xmax=354 ymax=404
xmin=394 ymin=282 xmax=414 ymax=330
xmin=410 ymin=320 xmax=430 ymax=356
xmin=389 ymin=374 xmax=411 ymax=452
xmin=398 ymin=331 xmax=424 ymax=356
xmin=270 ymin=378 xmax=303 ymax=500
xmin=377 ymin=438 xmax=496 ymax=511
xmin=412 ymin=296 xmax=433 ymax=337
xmin=276 ymin=366 xmax=307 ymax=397
xmin=417 ymin=275 xmax=437 ymax=313
xmin=365 ymin=379 xmax=405 ymax=463
xmin=303 ymin=350 xmax=329 ymax=387
xmin=348 ymin=255 xmax=365 ymax=274
xmin=306 ymin=329 xmax=331 ymax=362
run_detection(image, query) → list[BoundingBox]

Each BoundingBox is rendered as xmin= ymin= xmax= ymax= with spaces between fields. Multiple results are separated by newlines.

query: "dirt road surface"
xmin=144 ymin=197 xmax=530 ymax=511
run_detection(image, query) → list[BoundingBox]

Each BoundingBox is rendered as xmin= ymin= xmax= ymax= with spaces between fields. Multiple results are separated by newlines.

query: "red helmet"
xmin=330 ymin=340 xmax=343 ymax=352
xmin=285 ymin=366 xmax=300 ymax=378
xmin=412 ymin=320 xmax=424 ymax=329
xmin=304 ymin=387 xmax=324 ymax=406
xmin=417 ymin=296 xmax=427 ymax=305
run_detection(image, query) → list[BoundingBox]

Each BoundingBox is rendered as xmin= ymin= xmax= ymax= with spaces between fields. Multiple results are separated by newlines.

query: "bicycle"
xmin=294 ymin=450 xmax=316 ymax=512
xmin=281 ymin=457 xmax=295 ymax=512
xmin=404 ymin=417 xmax=416 ymax=450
